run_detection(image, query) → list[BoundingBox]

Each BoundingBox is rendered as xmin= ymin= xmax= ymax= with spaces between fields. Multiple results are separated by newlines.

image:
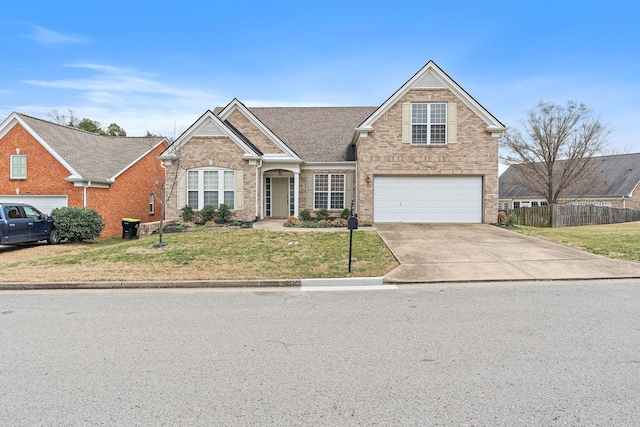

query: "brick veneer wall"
xmin=165 ymin=136 xmax=257 ymax=222
xmin=0 ymin=123 xmax=165 ymax=237
xmin=85 ymin=143 xmax=166 ymax=236
xmin=356 ymin=88 xmax=499 ymax=223
xmin=0 ymin=124 xmax=84 ymax=206
xmin=227 ymin=110 xmax=283 ymax=155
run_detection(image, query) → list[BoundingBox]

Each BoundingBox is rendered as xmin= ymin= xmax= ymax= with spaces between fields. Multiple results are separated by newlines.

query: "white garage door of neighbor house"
xmin=0 ymin=195 xmax=68 ymax=215
xmin=374 ymin=176 xmax=482 ymax=223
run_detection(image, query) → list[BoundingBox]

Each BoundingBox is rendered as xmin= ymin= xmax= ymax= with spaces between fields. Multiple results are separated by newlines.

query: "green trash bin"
xmin=122 ymin=218 xmax=141 ymax=239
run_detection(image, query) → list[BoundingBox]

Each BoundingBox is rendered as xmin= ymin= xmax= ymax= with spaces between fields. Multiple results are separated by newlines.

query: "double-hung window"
xmin=314 ymin=174 xmax=345 ymax=210
xmin=10 ymin=155 xmax=26 ymax=179
xmin=412 ymin=103 xmax=447 ymax=144
xmin=187 ymin=168 xmax=234 ymax=210
xmin=149 ymin=194 xmax=155 ymax=214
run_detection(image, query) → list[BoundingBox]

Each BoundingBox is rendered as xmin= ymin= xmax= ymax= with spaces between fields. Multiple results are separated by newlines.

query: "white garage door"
xmin=374 ymin=176 xmax=482 ymax=223
xmin=0 ymin=195 xmax=68 ymax=214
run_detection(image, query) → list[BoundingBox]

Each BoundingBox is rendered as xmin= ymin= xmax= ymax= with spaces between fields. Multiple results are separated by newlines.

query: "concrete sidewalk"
xmin=376 ymin=223 xmax=640 ymax=283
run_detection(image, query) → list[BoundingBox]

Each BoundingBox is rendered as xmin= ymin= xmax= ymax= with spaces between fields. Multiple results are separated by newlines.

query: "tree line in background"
xmin=48 ymin=109 xmax=127 ymax=136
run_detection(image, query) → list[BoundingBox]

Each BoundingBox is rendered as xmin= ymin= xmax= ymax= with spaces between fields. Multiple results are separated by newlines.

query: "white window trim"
xmin=314 ymin=173 xmax=345 ymax=210
xmin=187 ymin=167 xmax=235 ymax=211
xmin=149 ymin=194 xmax=155 ymax=214
xmin=10 ymin=154 xmax=26 ymax=179
xmin=411 ymin=102 xmax=447 ymax=145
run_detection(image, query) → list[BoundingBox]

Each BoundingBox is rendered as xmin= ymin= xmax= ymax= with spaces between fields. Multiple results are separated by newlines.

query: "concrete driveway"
xmin=376 ymin=223 xmax=640 ymax=283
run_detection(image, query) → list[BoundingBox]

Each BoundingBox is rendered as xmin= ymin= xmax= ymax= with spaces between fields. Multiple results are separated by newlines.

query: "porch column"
xmin=294 ymin=172 xmax=300 ymax=218
xmin=260 ymin=171 xmax=265 ymax=219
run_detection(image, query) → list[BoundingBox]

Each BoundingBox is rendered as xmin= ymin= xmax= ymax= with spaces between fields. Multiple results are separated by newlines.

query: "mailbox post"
xmin=347 ymin=215 xmax=358 ymax=273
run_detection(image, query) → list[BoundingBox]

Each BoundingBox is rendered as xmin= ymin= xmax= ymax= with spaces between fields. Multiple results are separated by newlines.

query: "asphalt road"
xmin=1 ymin=280 xmax=639 ymax=426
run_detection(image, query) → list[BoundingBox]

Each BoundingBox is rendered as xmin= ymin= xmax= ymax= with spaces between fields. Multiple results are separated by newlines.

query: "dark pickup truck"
xmin=0 ymin=203 xmax=59 ymax=245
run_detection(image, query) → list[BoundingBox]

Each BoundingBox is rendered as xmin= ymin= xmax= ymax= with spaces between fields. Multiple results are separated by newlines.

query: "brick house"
xmin=160 ymin=61 xmax=506 ymax=224
xmin=0 ymin=112 xmax=168 ymax=236
xmin=499 ymin=153 xmax=640 ymax=210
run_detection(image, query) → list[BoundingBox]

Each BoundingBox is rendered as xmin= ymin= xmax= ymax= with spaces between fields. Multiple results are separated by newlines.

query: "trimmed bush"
xmin=200 ymin=205 xmax=216 ymax=223
xmin=299 ymin=209 xmax=312 ymax=222
xmin=181 ymin=205 xmax=194 ymax=222
xmin=340 ymin=208 xmax=351 ymax=219
xmin=50 ymin=207 xmax=105 ymax=241
xmin=315 ymin=208 xmax=330 ymax=220
xmin=216 ymin=204 xmax=232 ymax=223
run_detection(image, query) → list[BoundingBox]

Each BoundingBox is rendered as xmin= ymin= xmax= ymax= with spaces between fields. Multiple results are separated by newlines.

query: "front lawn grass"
xmin=1 ymin=228 xmax=398 ymax=282
xmin=512 ymin=221 xmax=640 ymax=262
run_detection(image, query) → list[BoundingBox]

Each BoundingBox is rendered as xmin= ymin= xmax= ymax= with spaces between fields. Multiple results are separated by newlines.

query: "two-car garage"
xmin=373 ymin=176 xmax=483 ymax=223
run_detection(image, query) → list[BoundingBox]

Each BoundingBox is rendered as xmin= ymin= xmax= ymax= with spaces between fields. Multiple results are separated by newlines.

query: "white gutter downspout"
xmin=83 ymin=181 xmax=91 ymax=207
xmin=294 ymin=171 xmax=299 ymax=218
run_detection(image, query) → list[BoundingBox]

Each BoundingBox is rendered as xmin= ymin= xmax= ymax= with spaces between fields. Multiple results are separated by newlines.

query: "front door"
xmin=272 ymin=178 xmax=289 ymax=218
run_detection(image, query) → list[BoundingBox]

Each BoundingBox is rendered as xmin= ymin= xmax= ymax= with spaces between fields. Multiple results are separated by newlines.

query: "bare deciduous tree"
xmin=48 ymin=109 xmax=79 ymax=127
xmin=150 ymin=124 xmax=187 ymax=245
xmin=150 ymin=152 xmax=182 ymax=247
xmin=500 ymin=100 xmax=610 ymax=204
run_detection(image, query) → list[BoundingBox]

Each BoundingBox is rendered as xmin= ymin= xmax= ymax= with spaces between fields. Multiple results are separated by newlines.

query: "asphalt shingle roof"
xmin=499 ymin=153 xmax=640 ymax=198
xmin=17 ymin=113 xmax=165 ymax=182
xmin=215 ymin=106 xmax=376 ymax=162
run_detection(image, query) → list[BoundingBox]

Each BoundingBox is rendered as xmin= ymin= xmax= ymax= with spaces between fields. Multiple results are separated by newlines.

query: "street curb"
xmin=0 ymin=279 xmax=301 ymax=291
xmin=301 ymin=277 xmax=384 ymax=287
xmin=0 ymin=277 xmax=389 ymax=291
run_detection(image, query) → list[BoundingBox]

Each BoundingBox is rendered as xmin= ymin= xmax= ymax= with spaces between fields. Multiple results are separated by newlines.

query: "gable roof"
xmin=357 ymin=60 xmax=506 ymax=136
xmin=217 ymin=99 xmax=301 ymax=161
xmin=248 ymin=106 xmax=376 ymax=162
xmin=1 ymin=113 xmax=166 ymax=183
xmin=160 ymin=110 xmax=262 ymax=161
xmin=499 ymin=153 xmax=640 ymax=199
xmin=213 ymin=104 xmax=376 ymax=162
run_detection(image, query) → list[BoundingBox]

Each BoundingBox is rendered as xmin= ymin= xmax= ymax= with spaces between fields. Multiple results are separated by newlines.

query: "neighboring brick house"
xmin=160 ymin=61 xmax=506 ymax=224
xmin=0 ymin=112 xmax=168 ymax=236
xmin=499 ymin=153 xmax=640 ymax=210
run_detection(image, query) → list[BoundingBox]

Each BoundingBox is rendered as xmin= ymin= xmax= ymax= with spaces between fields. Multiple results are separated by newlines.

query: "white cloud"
xmin=25 ymin=25 xmax=89 ymax=47
xmin=24 ymin=63 xmax=190 ymax=96
xmin=19 ymin=63 xmax=225 ymax=137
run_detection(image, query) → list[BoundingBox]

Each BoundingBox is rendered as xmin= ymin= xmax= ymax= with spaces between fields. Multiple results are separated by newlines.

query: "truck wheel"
xmin=47 ymin=229 xmax=60 ymax=245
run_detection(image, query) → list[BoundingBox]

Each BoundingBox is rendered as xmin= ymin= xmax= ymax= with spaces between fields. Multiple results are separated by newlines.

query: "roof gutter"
xmin=67 ymin=177 xmax=114 ymax=188
xmin=486 ymin=125 xmax=507 ymax=138
xmin=352 ymin=126 xmax=374 ymax=146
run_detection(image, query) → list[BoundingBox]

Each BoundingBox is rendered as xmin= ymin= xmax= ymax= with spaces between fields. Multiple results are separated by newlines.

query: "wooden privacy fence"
xmin=504 ymin=205 xmax=640 ymax=228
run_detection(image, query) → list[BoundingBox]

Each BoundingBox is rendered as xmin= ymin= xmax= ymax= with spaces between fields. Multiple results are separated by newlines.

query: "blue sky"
xmin=1 ymin=0 xmax=638 ymax=155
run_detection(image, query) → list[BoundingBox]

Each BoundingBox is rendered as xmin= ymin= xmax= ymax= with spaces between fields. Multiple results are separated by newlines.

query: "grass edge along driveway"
xmin=512 ymin=221 xmax=640 ymax=263
xmin=0 ymin=228 xmax=399 ymax=283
